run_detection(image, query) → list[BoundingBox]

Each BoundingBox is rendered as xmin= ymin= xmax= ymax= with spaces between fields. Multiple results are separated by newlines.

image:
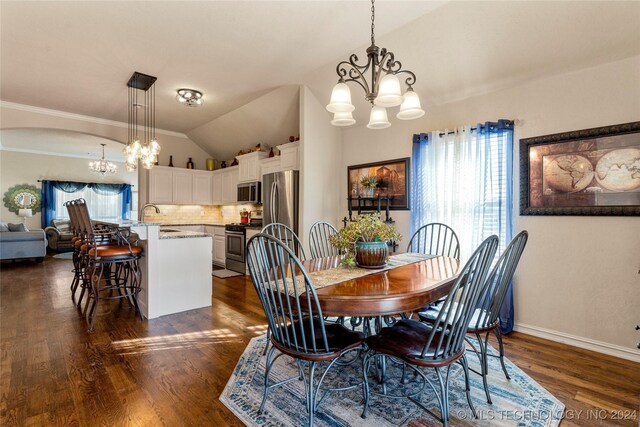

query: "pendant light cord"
xmin=370 ymin=0 xmax=376 ymax=46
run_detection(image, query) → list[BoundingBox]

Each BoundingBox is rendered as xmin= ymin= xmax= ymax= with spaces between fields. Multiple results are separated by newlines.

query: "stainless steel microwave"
xmin=237 ymin=182 xmax=261 ymax=204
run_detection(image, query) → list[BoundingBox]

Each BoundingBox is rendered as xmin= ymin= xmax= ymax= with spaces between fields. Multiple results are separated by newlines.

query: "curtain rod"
xmin=36 ymin=179 xmax=134 ymax=187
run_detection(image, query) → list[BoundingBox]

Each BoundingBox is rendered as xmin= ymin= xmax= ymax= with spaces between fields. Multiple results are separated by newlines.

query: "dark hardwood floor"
xmin=1 ymin=256 xmax=638 ymax=426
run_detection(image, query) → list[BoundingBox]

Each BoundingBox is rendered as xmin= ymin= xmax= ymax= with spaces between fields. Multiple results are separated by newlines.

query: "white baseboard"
xmin=513 ymin=322 xmax=640 ymax=363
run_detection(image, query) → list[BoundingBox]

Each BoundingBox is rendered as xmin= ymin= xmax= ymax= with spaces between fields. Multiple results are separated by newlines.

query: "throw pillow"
xmin=8 ymin=223 xmax=28 ymax=232
xmin=0 ymin=222 xmax=9 ymax=232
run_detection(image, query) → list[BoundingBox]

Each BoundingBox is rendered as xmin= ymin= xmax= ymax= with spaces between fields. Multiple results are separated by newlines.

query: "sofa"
xmin=0 ymin=222 xmax=47 ymax=261
xmin=44 ymin=219 xmax=74 ymax=252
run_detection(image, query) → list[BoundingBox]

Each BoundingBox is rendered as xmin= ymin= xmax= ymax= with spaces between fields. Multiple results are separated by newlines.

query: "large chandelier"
xmin=89 ymin=144 xmax=117 ymax=176
xmin=123 ymin=72 xmax=161 ymax=171
xmin=326 ymin=0 xmax=425 ymax=129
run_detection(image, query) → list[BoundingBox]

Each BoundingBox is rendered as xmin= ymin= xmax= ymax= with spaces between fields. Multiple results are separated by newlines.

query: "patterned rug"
xmin=220 ymin=334 xmax=564 ymax=426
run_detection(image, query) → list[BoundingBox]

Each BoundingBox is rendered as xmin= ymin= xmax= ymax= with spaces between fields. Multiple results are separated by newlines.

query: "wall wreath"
xmin=3 ymin=184 xmax=42 ymax=215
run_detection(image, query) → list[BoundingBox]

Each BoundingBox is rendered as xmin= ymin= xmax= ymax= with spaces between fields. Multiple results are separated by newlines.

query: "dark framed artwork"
xmin=520 ymin=121 xmax=640 ymax=216
xmin=347 ymin=158 xmax=410 ymax=210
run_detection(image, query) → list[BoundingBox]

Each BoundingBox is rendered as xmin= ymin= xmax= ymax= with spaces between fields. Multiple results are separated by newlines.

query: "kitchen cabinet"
xmin=211 ymin=171 xmax=223 ymax=204
xmin=221 ymin=166 xmax=239 ymax=203
xmin=260 ymin=157 xmax=280 ymax=176
xmin=172 ymin=170 xmax=193 ymax=204
xmin=238 ymin=151 xmax=269 ymax=183
xmin=148 ymin=167 xmax=174 ymax=203
xmin=213 ymin=226 xmax=226 ymax=267
xmin=278 ymin=142 xmax=300 ymax=171
xmin=192 ymin=171 xmax=212 ymax=204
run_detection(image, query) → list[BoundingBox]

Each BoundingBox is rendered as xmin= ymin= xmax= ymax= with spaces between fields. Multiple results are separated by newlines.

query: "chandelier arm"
xmin=393 ymin=69 xmax=417 ymax=88
xmin=336 ymin=56 xmax=373 ymax=97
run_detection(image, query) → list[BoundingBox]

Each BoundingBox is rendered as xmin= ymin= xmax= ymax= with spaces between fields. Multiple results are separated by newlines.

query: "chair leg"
xmin=435 ymin=367 xmax=449 ymax=427
xmin=476 ymin=332 xmax=492 ymax=404
xmin=361 ymin=352 xmax=372 ymax=419
xmin=86 ymin=261 xmax=103 ymax=332
xmin=307 ymin=361 xmax=317 ymax=427
xmin=259 ymin=346 xmax=277 ymax=414
xmin=263 ymin=327 xmax=270 ymax=356
xmin=460 ymin=354 xmax=478 ymax=418
xmin=493 ymin=328 xmax=510 ymax=380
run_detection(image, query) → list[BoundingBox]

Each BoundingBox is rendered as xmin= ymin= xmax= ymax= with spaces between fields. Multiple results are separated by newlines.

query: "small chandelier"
xmin=326 ymin=0 xmax=425 ymax=129
xmin=176 ymin=88 xmax=204 ymax=107
xmin=89 ymin=144 xmax=117 ymax=176
xmin=123 ymin=72 xmax=161 ymax=171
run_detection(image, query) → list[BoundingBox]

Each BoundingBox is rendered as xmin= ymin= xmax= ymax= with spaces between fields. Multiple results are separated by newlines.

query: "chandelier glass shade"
xmin=176 ymin=88 xmax=204 ymax=107
xmin=326 ymin=0 xmax=424 ymax=129
xmin=123 ymin=72 xmax=160 ymax=171
xmin=89 ymin=143 xmax=117 ymax=176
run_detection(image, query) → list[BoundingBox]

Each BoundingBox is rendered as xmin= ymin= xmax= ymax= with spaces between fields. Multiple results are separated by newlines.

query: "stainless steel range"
xmin=225 ymin=220 xmax=262 ymax=274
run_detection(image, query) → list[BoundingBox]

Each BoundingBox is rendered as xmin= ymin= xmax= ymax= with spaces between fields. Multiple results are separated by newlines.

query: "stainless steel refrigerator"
xmin=262 ymin=170 xmax=299 ymax=234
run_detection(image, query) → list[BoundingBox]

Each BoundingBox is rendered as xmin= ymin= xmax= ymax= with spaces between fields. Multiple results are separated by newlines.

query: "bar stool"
xmin=75 ymin=199 xmax=143 ymax=331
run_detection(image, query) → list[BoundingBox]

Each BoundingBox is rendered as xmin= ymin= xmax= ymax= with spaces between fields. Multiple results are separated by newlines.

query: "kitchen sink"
xmin=160 ymin=228 xmax=182 ymax=233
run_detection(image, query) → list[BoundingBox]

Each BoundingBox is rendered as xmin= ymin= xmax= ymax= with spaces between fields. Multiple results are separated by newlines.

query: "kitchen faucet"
xmin=139 ymin=203 xmax=160 ymax=222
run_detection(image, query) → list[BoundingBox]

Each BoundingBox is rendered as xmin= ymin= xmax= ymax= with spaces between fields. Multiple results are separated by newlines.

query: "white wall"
xmin=339 ymin=55 xmax=640 ymax=357
xmin=0 ymin=150 xmax=137 ymax=229
xmin=299 ymin=86 xmax=342 ymax=249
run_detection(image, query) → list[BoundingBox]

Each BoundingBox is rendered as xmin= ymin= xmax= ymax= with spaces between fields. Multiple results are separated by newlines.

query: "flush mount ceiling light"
xmin=176 ymin=88 xmax=204 ymax=107
xmin=123 ymin=72 xmax=161 ymax=171
xmin=326 ymin=0 xmax=425 ymax=129
xmin=89 ymin=143 xmax=117 ymax=176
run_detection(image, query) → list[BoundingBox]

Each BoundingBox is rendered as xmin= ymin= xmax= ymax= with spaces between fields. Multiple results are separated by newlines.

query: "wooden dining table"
xmin=300 ymin=255 xmax=461 ymax=318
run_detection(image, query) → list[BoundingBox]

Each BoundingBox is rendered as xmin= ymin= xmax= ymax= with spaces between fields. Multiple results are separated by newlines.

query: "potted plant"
xmin=360 ymin=176 xmax=377 ymax=198
xmin=330 ymin=214 xmax=401 ymax=268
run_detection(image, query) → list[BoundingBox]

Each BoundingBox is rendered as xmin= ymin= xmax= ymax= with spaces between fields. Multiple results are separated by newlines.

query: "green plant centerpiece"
xmin=330 ymin=214 xmax=401 ymax=269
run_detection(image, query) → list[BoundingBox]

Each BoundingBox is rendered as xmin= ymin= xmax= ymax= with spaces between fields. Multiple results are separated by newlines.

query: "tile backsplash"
xmin=143 ymin=204 xmax=261 ymax=224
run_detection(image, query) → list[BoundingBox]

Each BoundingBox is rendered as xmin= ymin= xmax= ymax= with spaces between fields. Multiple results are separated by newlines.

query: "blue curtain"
xmin=411 ymin=120 xmax=515 ymax=333
xmin=40 ymin=180 xmax=57 ymax=228
xmin=410 ymin=133 xmax=430 ymax=237
xmin=477 ymin=120 xmax=514 ymax=334
xmin=41 ymin=180 xmax=133 ymax=224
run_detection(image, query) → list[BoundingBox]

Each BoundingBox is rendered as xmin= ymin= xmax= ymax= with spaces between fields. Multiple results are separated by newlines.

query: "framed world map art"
xmin=520 ymin=121 xmax=640 ymax=216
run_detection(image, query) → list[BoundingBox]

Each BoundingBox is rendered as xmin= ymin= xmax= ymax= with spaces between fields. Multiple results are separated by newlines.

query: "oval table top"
xmin=301 ymin=255 xmax=461 ymax=317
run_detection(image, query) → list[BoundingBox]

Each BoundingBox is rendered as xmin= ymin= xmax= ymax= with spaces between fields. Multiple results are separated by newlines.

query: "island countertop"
xmin=159 ymin=229 xmax=212 ymax=239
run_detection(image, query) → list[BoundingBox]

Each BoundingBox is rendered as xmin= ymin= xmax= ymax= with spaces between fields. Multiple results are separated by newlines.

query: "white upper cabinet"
xmin=148 ymin=166 xmax=240 ymax=205
xmin=278 ymin=142 xmax=300 ymax=171
xmin=211 ymin=170 xmax=223 ymax=205
xmin=172 ymin=170 xmax=193 ymax=204
xmin=192 ymin=171 xmax=212 ymax=204
xmin=148 ymin=166 xmax=173 ymax=204
xmin=237 ymin=151 xmax=269 ymax=183
xmin=221 ymin=166 xmax=239 ymax=203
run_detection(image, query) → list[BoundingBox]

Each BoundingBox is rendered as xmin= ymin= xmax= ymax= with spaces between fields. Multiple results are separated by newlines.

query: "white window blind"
xmin=55 ymin=188 xmax=124 ymax=221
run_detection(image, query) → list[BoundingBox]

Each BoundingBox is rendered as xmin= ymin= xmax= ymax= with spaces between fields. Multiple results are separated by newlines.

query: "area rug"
xmin=52 ymin=252 xmax=73 ymax=260
xmin=220 ymin=334 xmax=564 ymax=426
xmin=213 ymin=269 xmax=244 ymax=278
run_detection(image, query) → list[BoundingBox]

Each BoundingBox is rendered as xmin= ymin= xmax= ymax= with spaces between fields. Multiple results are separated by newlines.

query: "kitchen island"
xmin=130 ymin=223 xmax=212 ymax=319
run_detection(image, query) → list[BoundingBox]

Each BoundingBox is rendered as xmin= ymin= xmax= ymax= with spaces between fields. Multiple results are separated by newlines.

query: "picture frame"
xmin=347 ymin=158 xmax=410 ymax=211
xmin=519 ymin=121 xmax=640 ymax=216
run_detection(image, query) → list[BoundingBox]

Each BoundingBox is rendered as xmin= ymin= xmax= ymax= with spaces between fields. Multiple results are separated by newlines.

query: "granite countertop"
xmin=158 ymin=223 xmax=227 ymax=227
xmin=159 ymin=230 xmax=212 ymax=239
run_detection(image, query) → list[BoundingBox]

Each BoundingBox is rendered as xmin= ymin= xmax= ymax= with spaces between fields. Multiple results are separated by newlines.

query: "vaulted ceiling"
xmin=2 ymin=1 xmax=639 ymax=159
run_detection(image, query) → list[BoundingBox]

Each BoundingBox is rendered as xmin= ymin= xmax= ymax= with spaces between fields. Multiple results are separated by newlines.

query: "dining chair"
xmin=246 ymin=233 xmax=365 ymax=427
xmin=362 ymin=235 xmax=499 ymax=427
xmin=419 ymin=230 xmax=528 ymax=404
xmin=75 ymin=199 xmax=143 ymax=332
xmin=407 ymin=223 xmax=460 ymax=259
xmin=308 ymin=221 xmax=340 ymax=259
xmin=261 ymin=222 xmax=307 ymax=260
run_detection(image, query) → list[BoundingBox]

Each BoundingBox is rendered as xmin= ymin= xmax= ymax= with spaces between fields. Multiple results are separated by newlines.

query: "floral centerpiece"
xmin=330 ymin=214 xmax=401 ymax=268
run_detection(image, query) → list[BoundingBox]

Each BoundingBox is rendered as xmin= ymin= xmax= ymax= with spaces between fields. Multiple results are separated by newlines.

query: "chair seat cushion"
xmin=279 ymin=318 xmax=364 ymax=354
xmin=0 ymin=231 xmax=45 ymax=242
xmin=88 ymin=245 xmax=142 ymax=258
xmin=366 ymin=319 xmax=458 ymax=364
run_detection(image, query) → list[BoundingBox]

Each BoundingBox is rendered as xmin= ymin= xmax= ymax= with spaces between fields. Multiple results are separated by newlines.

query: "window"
xmin=411 ymin=121 xmax=514 ymax=257
xmin=54 ymin=187 xmax=124 ymax=221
